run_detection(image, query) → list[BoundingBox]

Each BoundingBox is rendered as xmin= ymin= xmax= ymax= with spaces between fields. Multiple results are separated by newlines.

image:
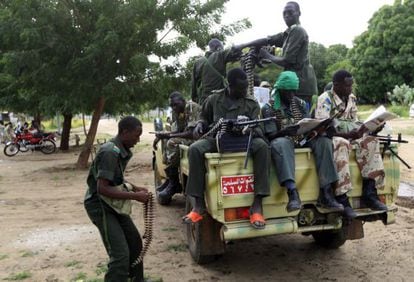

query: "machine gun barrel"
xmin=371 ymin=133 xmax=409 ymax=144
xmin=229 ymin=116 xmax=276 ymax=127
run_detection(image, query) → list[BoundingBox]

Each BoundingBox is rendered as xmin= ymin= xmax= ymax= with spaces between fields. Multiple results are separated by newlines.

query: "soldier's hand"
xmin=132 ymin=190 xmax=149 ymax=203
xmin=259 ymin=48 xmax=271 ymax=59
xmin=152 ymin=137 xmax=160 ymax=150
xmin=155 ymin=132 xmax=170 ymax=139
xmin=193 ymin=122 xmax=204 ymax=139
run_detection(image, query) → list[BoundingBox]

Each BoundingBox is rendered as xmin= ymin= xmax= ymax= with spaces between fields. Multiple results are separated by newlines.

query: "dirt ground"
xmin=0 ymin=119 xmax=413 ymax=282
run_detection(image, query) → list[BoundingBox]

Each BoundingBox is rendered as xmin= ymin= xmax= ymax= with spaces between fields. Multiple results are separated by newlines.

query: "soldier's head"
xmin=208 ymin=38 xmax=224 ymax=52
xmin=227 ymin=68 xmax=248 ymax=99
xmin=169 ymin=91 xmax=186 ymax=114
xmin=283 ymin=1 xmax=301 ymax=27
xmin=332 ymin=70 xmax=353 ymax=98
xmin=274 ymin=71 xmax=299 ymax=106
xmin=118 ymin=116 xmax=142 ymax=148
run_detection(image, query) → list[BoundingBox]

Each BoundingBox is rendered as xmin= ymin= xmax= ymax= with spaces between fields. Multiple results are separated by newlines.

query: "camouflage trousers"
xmin=163 ymin=137 xmax=194 ymax=168
xmin=333 ymin=136 xmax=385 ymax=196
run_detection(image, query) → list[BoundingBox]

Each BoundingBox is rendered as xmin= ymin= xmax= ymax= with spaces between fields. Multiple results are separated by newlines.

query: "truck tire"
xmin=185 ymin=197 xmax=225 ymax=264
xmin=311 ymin=227 xmax=347 ymax=249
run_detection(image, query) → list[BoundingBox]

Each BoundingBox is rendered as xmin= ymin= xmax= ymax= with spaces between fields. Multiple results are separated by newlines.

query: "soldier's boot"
xmin=335 ymin=194 xmax=357 ymax=219
xmin=286 ymin=189 xmax=302 ymax=212
xmin=361 ymin=178 xmax=387 ymax=211
xmin=317 ymin=184 xmax=344 ymax=212
xmin=158 ymin=167 xmax=180 ymax=203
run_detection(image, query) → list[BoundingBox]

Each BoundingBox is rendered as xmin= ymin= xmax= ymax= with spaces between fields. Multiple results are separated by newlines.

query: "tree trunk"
xmin=76 ymin=96 xmax=105 ymax=169
xmin=60 ymin=113 xmax=72 ymax=151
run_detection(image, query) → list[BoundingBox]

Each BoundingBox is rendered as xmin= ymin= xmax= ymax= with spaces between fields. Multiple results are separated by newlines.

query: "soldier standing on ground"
xmin=84 ymin=116 xmax=150 ymax=282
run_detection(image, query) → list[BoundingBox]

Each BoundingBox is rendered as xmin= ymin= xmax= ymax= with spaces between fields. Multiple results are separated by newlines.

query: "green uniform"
xmin=262 ymin=97 xmax=338 ymax=187
xmin=164 ymin=101 xmax=200 ymax=167
xmin=195 ymin=48 xmax=242 ymax=105
xmin=186 ymin=90 xmax=270 ymax=198
xmin=84 ymin=137 xmax=143 ymax=282
xmin=268 ymin=25 xmax=318 ymax=102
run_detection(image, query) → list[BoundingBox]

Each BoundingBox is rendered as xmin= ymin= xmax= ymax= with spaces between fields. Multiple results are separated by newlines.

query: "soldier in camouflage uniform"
xmin=183 ymin=68 xmax=270 ymax=229
xmin=262 ymin=71 xmax=343 ymax=213
xmin=154 ymin=92 xmax=200 ymax=203
xmin=315 ymin=70 xmax=387 ymax=215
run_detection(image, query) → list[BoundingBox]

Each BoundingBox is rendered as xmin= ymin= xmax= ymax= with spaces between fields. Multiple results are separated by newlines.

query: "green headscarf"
xmin=272 ymin=71 xmax=299 ymax=110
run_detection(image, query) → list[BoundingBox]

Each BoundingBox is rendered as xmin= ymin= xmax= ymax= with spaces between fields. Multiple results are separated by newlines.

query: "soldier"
xmin=153 ymin=91 xmax=200 ymax=203
xmin=262 ymin=71 xmax=343 ymax=212
xmin=183 ymin=68 xmax=271 ymax=229
xmin=241 ymin=2 xmax=318 ymax=107
xmin=315 ymin=70 xmax=387 ymax=216
xmin=84 ymin=116 xmax=150 ymax=282
xmin=191 ymin=38 xmax=244 ymax=105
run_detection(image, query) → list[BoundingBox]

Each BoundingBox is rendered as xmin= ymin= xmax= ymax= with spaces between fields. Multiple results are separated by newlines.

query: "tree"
xmin=349 ymin=0 xmax=414 ymax=103
xmin=0 ymin=0 xmax=250 ymax=167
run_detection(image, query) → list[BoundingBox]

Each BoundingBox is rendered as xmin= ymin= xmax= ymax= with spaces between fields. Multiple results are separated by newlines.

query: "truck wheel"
xmin=185 ymin=197 xmax=225 ymax=264
xmin=311 ymin=227 xmax=347 ymax=249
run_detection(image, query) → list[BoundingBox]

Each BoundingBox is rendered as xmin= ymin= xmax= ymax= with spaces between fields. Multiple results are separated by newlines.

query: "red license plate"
xmin=221 ymin=175 xmax=254 ymax=196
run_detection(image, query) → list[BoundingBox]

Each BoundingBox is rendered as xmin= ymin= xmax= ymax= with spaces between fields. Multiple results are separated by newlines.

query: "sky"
xmin=221 ymin=0 xmax=395 ymax=48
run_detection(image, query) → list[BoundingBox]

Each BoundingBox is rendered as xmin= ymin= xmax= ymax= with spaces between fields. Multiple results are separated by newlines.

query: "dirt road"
xmin=0 ymin=119 xmax=413 ymax=281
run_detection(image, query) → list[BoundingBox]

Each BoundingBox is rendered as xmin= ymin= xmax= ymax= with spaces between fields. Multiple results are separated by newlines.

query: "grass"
xmin=162 ymin=227 xmax=178 ymax=232
xmin=20 ymin=250 xmax=37 ymax=258
xmin=165 ymin=243 xmax=187 ymax=252
xmin=71 ymin=272 xmax=87 ymax=281
xmin=397 ymin=126 xmax=414 ymax=136
xmin=0 ymin=254 xmax=8 ymax=260
xmin=95 ymin=262 xmax=107 ymax=276
xmin=3 ymin=271 xmax=32 ymax=280
xmin=64 ymin=260 xmax=82 ymax=268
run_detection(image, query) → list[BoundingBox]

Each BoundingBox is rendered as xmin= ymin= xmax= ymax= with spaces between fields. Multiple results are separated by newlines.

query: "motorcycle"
xmin=3 ymin=131 xmax=57 ymax=157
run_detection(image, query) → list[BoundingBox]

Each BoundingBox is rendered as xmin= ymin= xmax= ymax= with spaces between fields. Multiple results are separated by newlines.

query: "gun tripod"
xmin=380 ymin=133 xmax=411 ymax=169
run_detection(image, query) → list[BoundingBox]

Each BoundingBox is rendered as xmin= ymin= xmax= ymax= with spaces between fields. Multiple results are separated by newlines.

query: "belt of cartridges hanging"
xmin=240 ymin=52 xmax=255 ymax=97
xmin=275 ymin=99 xmax=303 ymax=145
xmin=131 ymin=192 xmax=155 ymax=267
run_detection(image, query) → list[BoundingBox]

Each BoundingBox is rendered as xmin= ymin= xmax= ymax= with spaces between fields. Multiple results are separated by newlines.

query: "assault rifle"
xmin=298 ymin=109 xmax=345 ymax=147
xmin=371 ymin=133 xmax=411 ymax=169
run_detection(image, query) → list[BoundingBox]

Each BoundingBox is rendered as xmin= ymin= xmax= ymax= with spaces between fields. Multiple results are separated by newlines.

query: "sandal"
xmin=182 ymin=211 xmax=203 ymax=224
xmin=250 ymin=212 xmax=266 ymax=230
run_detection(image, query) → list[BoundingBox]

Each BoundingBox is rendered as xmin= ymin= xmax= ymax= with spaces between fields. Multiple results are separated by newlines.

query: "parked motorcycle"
xmin=3 ymin=131 xmax=56 ymax=156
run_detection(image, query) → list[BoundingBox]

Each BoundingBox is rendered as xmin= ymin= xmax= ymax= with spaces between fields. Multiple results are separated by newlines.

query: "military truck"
xmin=153 ymin=131 xmax=401 ymax=264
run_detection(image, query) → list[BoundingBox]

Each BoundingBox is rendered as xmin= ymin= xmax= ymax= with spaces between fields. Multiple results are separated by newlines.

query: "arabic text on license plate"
xmin=221 ymin=175 xmax=254 ymax=196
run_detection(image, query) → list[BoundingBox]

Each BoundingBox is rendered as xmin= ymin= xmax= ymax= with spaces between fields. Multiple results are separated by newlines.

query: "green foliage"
xmin=165 ymin=243 xmax=187 ymax=252
xmin=388 ymin=104 xmax=409 ymax=118
xmin=309 ymin=43 xmax=349 ymax=93
xmin=0 ymin=0 xmax=249 ymax=117
xmin=95 ymin=262 xmax=107 ymax=276
xmin=349 ymin=0 xmax=414 ymax=103
xmin=4 ymin=271 xmax=32 ymax=280
xmin=71 ymin=272 xmax=87 ymax=281
xmin=64 ymin=260 xmax=82 ymax=268
xmin=387 ymin=84 xmax=414 ymax=106
xmin=0 ymin=254 xmax=9 ymax=260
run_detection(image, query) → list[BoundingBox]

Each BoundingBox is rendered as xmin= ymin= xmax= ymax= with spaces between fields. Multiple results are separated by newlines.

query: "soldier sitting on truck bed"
xmin=183 ymin=68 xmax=271 ymax=230
xmin=262 ymin=71 xmax=344 ymax=213
xmin=315 ymin=69 xmax=387 ymax=216
xmin=153 ymin=91 xmax=200 ymax=204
